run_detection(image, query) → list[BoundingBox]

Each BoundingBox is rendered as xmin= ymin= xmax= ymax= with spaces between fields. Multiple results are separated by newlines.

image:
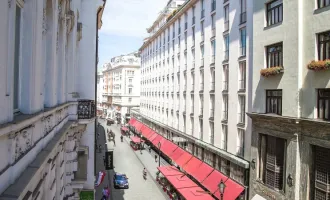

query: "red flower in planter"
xmin=260 ymin=66 xmax=284 ymax=77
xmin=307 ymin=60 xmax=330 ymax=71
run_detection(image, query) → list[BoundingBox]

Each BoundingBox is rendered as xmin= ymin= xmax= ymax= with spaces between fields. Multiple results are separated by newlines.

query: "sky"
xmin=98 ymin=0 xmax=169 ymax=70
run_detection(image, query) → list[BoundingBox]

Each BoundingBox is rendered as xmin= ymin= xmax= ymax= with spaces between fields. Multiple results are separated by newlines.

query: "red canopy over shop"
xmin=175 ymin=151 xmax=193 ymax=167
xmin=152 ymin=135 xmax=165 ymax=146
xmin=130 ymin=136 xmax=144 ymax=144
xmin=159 ymin=140 xmax=178 ymax=157
xmin=190 ymin=162 xmax=214 ymax=183
xmin=213 ymin=179 xmax=245 ymax=200
xmin=128 ymin=118 xmax=136 ymax=125
xmin=182 ymin=157 xmax=203 ymax=175
xmin=177 ymin=187 xmax=214 ymax=200
xmin=169 ymin=147 xmax=185 ymax=162
xmin=157 ymin=166 xmax=183 ymax=176
xmin=148 ymin=131 xmax=158 ymax=141
xmin=166 ymin=174 xmax=198 ymax=189
xmin=121 ymin=126 xmax=129 ymax=132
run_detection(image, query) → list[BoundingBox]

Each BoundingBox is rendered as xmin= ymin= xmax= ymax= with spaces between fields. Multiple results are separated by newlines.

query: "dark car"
xmin=113 ymin=173 xmax=129 ymax=189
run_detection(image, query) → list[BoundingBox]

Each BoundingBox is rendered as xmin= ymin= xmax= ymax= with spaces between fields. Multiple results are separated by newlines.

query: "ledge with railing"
xmin=77 ymin=100 xmax=96 ymax=120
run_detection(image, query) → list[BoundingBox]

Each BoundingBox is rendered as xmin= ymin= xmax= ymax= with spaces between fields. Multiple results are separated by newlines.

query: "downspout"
xmin=95 ymin=6 xmax=103 ymax=176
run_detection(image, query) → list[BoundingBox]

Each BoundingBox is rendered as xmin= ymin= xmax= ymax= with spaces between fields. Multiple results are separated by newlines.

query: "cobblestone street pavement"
xmin=97 ymin=120 xmax=168 ymax=200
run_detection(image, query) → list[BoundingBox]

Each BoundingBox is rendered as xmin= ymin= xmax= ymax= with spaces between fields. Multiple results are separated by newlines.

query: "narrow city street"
xmin=95 ymin=119 xmax=168 ymax=200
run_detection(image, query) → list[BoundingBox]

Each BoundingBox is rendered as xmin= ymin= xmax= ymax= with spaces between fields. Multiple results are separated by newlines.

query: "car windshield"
xmin=115 ymin=175 xmax=126 ymax=180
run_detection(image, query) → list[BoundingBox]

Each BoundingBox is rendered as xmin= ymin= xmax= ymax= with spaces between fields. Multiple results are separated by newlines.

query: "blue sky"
xmin=98 ymin=0 xmax=169 ymax=70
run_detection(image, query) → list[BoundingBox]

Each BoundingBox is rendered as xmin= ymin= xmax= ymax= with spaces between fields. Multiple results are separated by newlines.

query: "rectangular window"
xmin=14 ymin=5 xmax=22 ymax=111
xmin=224 ymin=35 xmax=229 ymax=60
xmin=238 ymin=95 xmax=246 ymax=124
xmin=240 ymin=0 xmax=247 ymax=24
xmin=201 ymin=21 xmax=204 ymax=36
xmin=221 ymin=125 xmax=228 ymax=150
xmin=224 ymin=5 xmax=229 ymax=31
xmin=211 ymin=0 xmax=216 ymax=12
xmin=211 ymin=14 xmax=216 ymax=30
xmin=259 ymin=134 xmax=286 ymax=191
xmin=266 ymin=90 xmax=282 ymax=115
xmin=190 ymin=117 xmax=194 ymax=134
xmin=314 ymin=146 xmax=330 ymax=199
xmin=223 ymin=65 xmax=229 ymax=91
xmin=128 ymin=98 xmax=132 ymax=102
xmin=222 ymin=95 xmax=228 ymax=120
xmin=211 ymin=40 xmax=216 ymax=56
xmin=239 ymin=61 xmax=246 ymax=91
xmin=267 ymin=43 xmax=283 ymax=68
xmin=318 ymin=0 xmax=330 ymax=8
xmin=317 ymin=89 xmax=330 ymax=121
xmin=210 ymin=68 xmax=215 ymax=91
xmin=201 ymin=0 xmax=205 ymax=19
xmin=199 ymin=119 xmax=203 ymax=139
xmin=237 ymin=129 xmax=244 ymax=157
xmin=267 ymin=0 xmax=283 ymax=26
xmin=192 ymin=27 xmax=195 ymax=45
xmin=192 ymin=6 xmax=196 ymax=24
xmin=240 ymin=28 xmax=246 ymax=56
xmin=318 ymin=31 xmax=330 ymax=61
xmin=201 ymin=44 xmax=204 ymax=58
xmin=210 ymin=94 xmax=215 ymax=117
xmin=210 ymin=122 xmax=214 ymax=145
xmin=128 ymin=88 xmax=133 ymax=94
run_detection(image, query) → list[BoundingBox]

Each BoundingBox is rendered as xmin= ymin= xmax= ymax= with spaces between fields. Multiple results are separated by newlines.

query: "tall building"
xmin=102 ymin=52 xmax=141 ymax=124
xmin=249 ymin=0 xmax=330 ymax=200
xmin=0 ymin=0 xmax=106 ymax=199
xmin=139 ymin=0 xmax=252 ymax=197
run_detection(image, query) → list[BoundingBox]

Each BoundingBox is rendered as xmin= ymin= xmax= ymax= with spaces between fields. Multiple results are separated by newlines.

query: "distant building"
xmin=102 ymin=52 xmax=141 ymax=124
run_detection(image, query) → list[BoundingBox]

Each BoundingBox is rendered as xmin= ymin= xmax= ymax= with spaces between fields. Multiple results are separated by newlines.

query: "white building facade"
xmin=249 ymin=0 xmax=330 ymax=200
xmin=97 ymin=72 xmax=104 ymax=116
xmin=0 ymin=0 xmax=106 ymax=199
xmin=139 ymin=0 xmax=253 ymax=196
xmin=102 ymin=52 xmax=141 ymax=124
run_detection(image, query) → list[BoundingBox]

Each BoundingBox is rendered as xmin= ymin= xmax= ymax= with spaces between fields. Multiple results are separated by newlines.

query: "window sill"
xmin=222 ymin=59 xmax=229 ymax=65
xmin=264 ymin=21 xmax=283 ymax=30
xmin=237 ymin=122 xmax=245 ymax=128
xmin=221 ymin=119 xmax=228 ymax=124
xmin=314 ymin=5 xmax=330 ymax=14
xmin=210 ymin=10 xmax=216 ymax=15
xmin=238 ymin=55 xmax=246 ymax=61
xmin=237 ymin=89 xmax=246 ymax=93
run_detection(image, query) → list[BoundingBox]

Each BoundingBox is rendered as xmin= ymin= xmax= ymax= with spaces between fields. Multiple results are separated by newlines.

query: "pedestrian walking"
xmin=99 ymin=144 xmax=102 ymax=153
xmin=155 ymin=154 xmax=158 ymax=162
xmin=103 ymin=156 xmax=106 ymax=167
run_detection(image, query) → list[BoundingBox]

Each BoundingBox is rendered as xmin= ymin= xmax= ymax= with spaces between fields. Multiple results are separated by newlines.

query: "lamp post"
xmin=218 ymin=180 xmax=226 ymax=200
xmin=157 ymin=142 xmax=161 ymax=167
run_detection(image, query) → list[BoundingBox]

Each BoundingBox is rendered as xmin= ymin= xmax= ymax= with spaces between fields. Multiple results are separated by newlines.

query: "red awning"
xmin=128 ymin=118 xmax=136 ymax=125
xmin=169 ymin=147 xmax=185 ymax=162
xmin=157 ymin=166 xmax=183 ymax=176
xmin=148 ymin=131 xmax=158 ymax=141
xmin=133 ymin=121 xmax=142 ymax=131
xmin=190 ymin=162 xmax=214 ymax=183
xmin=160 ymin=140 xmax=178 ymax=157
xmin=140 ymin=126 xmax=151 ymax=138
xmin=166 ymin=174 xmax=198 ymax=189
xmin=213 ymin=178 xmax=245 ymax=200
xmin=121 ymin=127 xmax=129 ymax=132
xmin=152 ymin=135 xmax=165 ymax=146
xmin=175 ymin=151 xmax=193 ymax=167
xmin=130 ymin=136 xmax=144 ymax=144
xmin=143 ymin=127 xmax=153 ymax=138
xmin=202 ymin=170 xmax=230 ymax=194
xmin=182 ymin=157 xmax=203 ymax=174
xmin=177 ymin=187 xmax=214 ymax=200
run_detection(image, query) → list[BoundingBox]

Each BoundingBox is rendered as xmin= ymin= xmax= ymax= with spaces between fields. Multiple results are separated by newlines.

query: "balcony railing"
xmin=240 ymin=12 xmax=247 ymax=24
xmin=78 ymin=100 xmax=96 ymax=119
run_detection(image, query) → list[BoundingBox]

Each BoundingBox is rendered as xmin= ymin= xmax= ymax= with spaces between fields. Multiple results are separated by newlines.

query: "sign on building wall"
xmin=105 ymin=151 xmax=113 ymax=170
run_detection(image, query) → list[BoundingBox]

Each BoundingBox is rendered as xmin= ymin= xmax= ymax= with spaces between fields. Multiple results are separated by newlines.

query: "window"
xmin=211 ymin=14 xmax=216 ymax=30
xmin=259 ymin=134 xmax=286 ymax=191
xmin=192 ymin=6 xmax=196 ymax=24
xmin=318 ymin=0 xmax=330 ymax=8
xmin=128 ymin=79 xmax=132 ymax=83
xmin=239 ymin=61 xmax=246 ymax=91
xmin=199 ymin=119 xmax=203 ymax=139
xmin=211 ymin=0 xmax=216 ymax=12
xmin=200 ymin=94 xmax=204 ymax=113
xmin=224 ymin=35 xmax=229 ymax=60
xmin=128 ymin=88 xmax=133 ymax=94
xmin=223 ymin=65 xmax=229 ymax=91
xmin=224 ymin=5 xmax=229 ymax=31
xmin=128 ymin=98 xmax=132 ymax=102
xmin=267 ymin=0 xmax=283 ymax=26
xmin=190 ymin=117 xmax=194 ymax=134
xmin=317 ymin=89 xmax=330 ymax=121
xmin=267 ymin=43 xmax=283 ymax=68
xmin=318 ymin=31 xmax=330 ymax=61
xmin=238 ymin=95 xmax=245 ymax=124
xmin=201 ymin=44 xmax=204 ymax=58
xmin=221 ymin=125 xmax=228 ymax=150
xmin=209 ymin=122 xmax=214 ymax=145
xmin=178 ymin=18 xmax=181 ymax=34
xmin=240 ymin=28 xmax=246 ymax=56
xmin=210 ymin=68 xmax=215 ymax=90
xmin=201 ymin=0 xmax=205 ymax=19
xmin=222 ymin=94 xmax=228 ymax=120
xmin=201 ymin=21 xmax=204 ymax=36
xmin=266 ymin=90 xmax=282 ymax=115
xmin=221 ymin=159 xmax=230 ymax=176
xmin=192 ymin=27 xmax=195 ymax=45
xmin=237 ymin=129 xmax=244 ymax=157
xmin=314 ymin=146 xmax=330 ymax=200
xmin=14 ymin=4 xmax=22 ymax=111
xmin=210 ymin=95 xmax=215 ymax=117
xmin=240 ymin=0 xmax=247 ymax=24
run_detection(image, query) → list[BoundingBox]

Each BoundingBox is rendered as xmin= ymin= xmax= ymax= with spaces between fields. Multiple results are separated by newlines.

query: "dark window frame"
xmin=318 ymin=0 xmax=330 ymax=9
xmin=266 ymin=89 xmax=282 ymax=115
xmin=318 ymin=31 xmax=330 ymax=61
xmin=266 ymin=42 xmax=283 ymax=68
xmin=313 ymin=146 xmax=330 ymax=200
xmin=266 ymin=0 xmax=283 ymax=27
xmin=317 ymin=89 xmax=330 ymax=121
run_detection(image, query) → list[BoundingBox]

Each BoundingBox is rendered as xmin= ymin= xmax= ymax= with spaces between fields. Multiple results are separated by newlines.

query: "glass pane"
xmin=14 ymin=6 xmax=21 ymax=110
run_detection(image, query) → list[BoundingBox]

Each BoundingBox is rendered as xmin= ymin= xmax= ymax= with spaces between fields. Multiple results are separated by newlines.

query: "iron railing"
xmin=78 ymin=100 xmax=96 ymax=119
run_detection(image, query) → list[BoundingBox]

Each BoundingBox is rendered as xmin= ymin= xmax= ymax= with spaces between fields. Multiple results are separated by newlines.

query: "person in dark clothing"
xmin=155 ymin=154 xmax=158 ymax=162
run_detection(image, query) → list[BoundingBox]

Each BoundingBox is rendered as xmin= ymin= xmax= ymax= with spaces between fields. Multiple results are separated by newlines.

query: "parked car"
xmin=113 ymin=173 xmax=129 ymax=189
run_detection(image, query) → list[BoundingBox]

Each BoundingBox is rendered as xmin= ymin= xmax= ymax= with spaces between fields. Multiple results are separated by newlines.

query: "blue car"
xmin=113 ymin=173 xmax=129 ymax=189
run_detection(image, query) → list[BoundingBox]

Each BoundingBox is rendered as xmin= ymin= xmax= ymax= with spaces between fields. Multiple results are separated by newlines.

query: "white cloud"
xmin=100 ymin=0 xmax=169 ymax=38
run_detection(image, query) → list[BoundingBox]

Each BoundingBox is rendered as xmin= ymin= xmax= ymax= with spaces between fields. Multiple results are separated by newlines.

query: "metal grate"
xmin=315 ymin=146 xmax=330 ymax=200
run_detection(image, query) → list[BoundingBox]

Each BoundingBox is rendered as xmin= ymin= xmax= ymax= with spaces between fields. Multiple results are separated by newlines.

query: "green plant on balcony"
xmin=307 ymin=60 xmax=330 ymax=71
xmin=260 ymin=66 xmax=284 ymax=77
xmin=166 ymin=9 xmax=178 ymax=22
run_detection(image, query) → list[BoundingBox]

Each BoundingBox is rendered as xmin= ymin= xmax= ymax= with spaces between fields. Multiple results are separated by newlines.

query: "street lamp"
xmin=157 ymin=142 xmax=161 ymax=167
xmin=218 ymin=180 xmax=226 ymax=200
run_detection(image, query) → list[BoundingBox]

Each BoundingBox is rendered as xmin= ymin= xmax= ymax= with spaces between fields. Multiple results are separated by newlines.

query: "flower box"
xmin=260 ymin=66 xmax=284 ymax=77
xmin=307 ymin=60 xmax=330 ymax=71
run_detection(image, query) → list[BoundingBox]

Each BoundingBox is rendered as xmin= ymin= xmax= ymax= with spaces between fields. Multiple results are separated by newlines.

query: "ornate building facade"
xmin=0 ymin=0 xmax=106 ymax=199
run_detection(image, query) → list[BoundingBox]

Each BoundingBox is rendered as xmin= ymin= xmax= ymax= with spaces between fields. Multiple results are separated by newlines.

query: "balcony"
xmin=78 ymin=100 xmax=96 ymax=120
